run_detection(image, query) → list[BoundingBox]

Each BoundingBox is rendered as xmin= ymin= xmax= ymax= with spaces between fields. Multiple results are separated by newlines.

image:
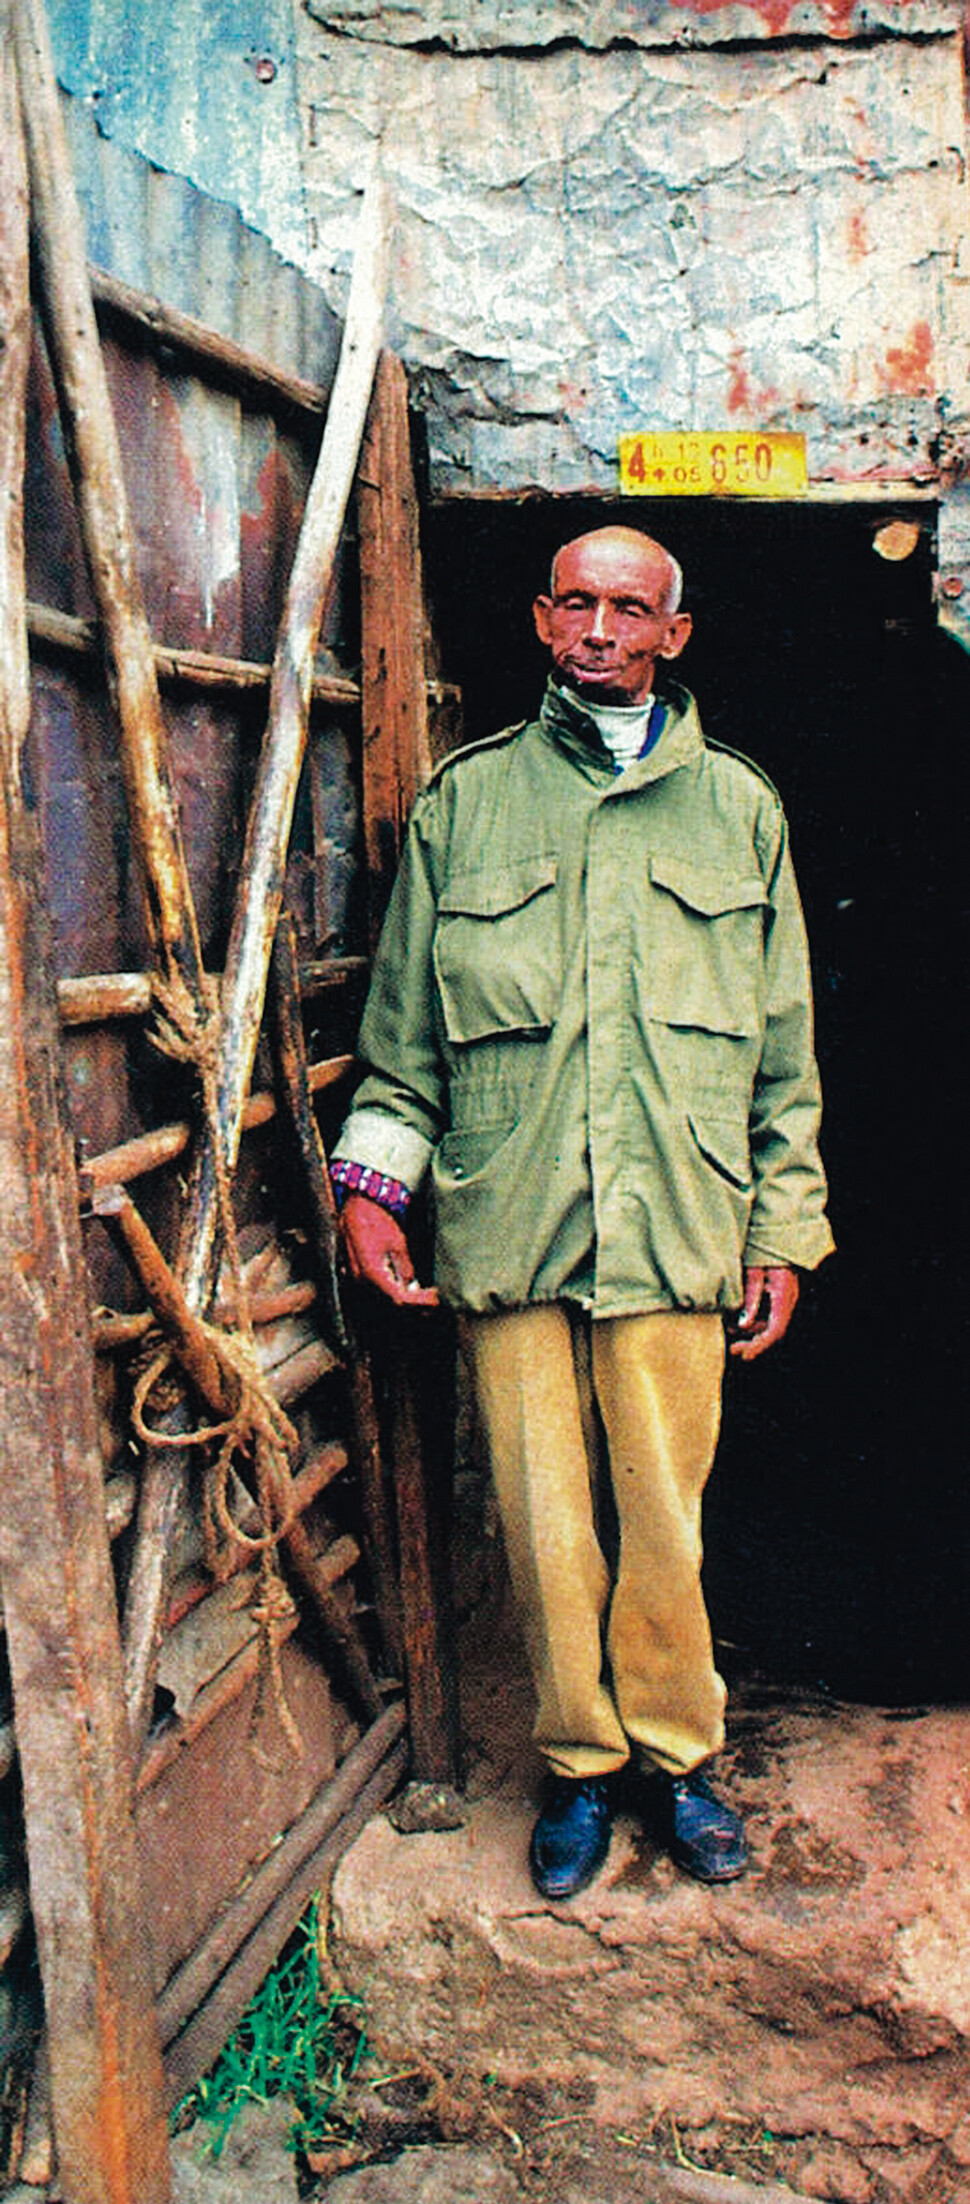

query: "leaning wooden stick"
xmin=0 ymin=29 xmax=172 ymax=2196
xmin=90 ymin=1183 xmax=384 ymax=1726
xmin=12 ymin=0 xmax=223 ymax=1752
xmin=178 ymin=166 xmax=392 ymax=1312
xmin=10 ymin=0 xmax=209 ymax=1014
xmin=269 ymin=920 xmax=349 ymax=1360
xmin=120 ymin=178 xmax=390 ymax=1745
xmin=269 ymin=917 xmax=405 ymax=1670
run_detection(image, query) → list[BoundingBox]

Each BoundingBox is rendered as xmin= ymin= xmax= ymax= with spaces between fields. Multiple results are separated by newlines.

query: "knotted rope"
xmin=137 ymin=966 xmax=305 ymax=1757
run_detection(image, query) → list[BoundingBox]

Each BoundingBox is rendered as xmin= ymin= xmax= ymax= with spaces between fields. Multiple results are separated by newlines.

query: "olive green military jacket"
xmin=342 ymin=680 xmax=834 ymax=1316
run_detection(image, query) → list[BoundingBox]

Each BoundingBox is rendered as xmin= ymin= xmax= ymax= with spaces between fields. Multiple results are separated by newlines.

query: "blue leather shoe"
xmin=661 ymin=1769 xmax=748 ymax=1884
xmin=529 ymin=1777 xmax=613 ymax=1899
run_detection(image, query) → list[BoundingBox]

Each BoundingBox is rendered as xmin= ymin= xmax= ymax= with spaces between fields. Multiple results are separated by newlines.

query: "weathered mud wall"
xmin=297 ymin=11 xmax=966 ymax=500
xmin=308 ymin=0 xmax=955 ymax=45
xmin=36 ymin=3 xmax=970 ymax=632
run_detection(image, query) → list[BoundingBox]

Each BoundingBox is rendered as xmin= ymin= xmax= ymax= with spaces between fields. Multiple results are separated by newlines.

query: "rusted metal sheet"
xmin=138 ymin=1635 xmax=341 ymax=1990
xmin=25 ymin=342 xmax=317 ymax=984
xmin=0 ymin=27 xmax=172 ymax=2195
xmin=176 ymin=166 xmax=390 ymax=1315
xmin=15 ymin=0 xmax=212 ymax=1017
xmin=114 ymin=169 xmax=388 ymax=1763
xmin=20 ymin=144 xmax=352 ymax=1309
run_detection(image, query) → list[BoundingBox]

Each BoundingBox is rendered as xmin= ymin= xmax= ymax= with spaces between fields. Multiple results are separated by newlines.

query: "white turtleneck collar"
xmin=584 ymin=694 xmax=657 ymax=773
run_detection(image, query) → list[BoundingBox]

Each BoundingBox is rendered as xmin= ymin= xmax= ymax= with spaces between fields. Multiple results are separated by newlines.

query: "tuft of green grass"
xmin=171 ymin=1900 xmax=368 ymax=2161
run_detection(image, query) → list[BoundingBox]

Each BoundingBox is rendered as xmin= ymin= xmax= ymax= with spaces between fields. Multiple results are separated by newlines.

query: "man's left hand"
xmin=729 ymin=1265 xmax=799 ymax=1361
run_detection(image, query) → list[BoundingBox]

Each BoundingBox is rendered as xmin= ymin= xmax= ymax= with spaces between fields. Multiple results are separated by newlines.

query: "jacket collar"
xmin=538 ymin=678 xmax=705 ymax=787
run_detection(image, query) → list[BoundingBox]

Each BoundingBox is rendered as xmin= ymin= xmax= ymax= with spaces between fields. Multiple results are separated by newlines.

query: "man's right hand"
xmin=339 ymin=1192 xmax=440 ymax=1309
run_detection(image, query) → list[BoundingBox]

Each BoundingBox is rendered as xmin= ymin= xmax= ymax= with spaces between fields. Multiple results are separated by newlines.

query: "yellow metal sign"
xmin=618 ymin=431 xmax=808 ymax=498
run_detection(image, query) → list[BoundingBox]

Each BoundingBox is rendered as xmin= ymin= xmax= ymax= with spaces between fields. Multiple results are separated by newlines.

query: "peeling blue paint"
xmin=47 ymin=0 xmax=307 ymax=268
xmin=58 ymin=97 xmax=338 ymax=390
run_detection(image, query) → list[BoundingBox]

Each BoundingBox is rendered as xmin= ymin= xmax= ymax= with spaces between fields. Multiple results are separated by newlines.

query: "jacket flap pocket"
xmin=434 ymin=853 xmax=560 ymax=1043
xmin=438 ymin=854 xmax=557 ymax=919
xmin=650 ymin=854 xmax=767 ymax=918
xmin=688 ymin=1109 xmax=753 ymax=1190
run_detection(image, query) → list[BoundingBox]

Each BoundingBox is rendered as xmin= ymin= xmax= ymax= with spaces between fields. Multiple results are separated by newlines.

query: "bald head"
xmin=535 ymin=527 xmax=692 ymax=705
xmin=550 ymin=528 xmax=684 ymax=615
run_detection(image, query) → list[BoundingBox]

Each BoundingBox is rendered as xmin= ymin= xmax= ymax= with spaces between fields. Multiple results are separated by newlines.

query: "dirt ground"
xmin=166 ymin=1523 xmax=970 ymax=2204
xmin=322 ymin=1557 xmax=970 ymax=2204
xmin=297 ymin=2062 xmax=828 ymax=2200
xmin=169 ymin=2056 xmax=828 ymax=2204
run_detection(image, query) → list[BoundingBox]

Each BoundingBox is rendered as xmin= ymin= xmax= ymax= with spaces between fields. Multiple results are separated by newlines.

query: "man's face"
xmin=533 ymin=531 xmax=692 ymax=705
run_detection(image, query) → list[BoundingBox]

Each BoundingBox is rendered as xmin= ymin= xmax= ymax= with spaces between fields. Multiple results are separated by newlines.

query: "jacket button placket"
xmin=586 ymin=792 xmax=632 ymax=1313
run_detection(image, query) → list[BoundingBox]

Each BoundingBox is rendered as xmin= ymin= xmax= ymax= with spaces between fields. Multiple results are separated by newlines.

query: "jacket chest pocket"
xmin=641 ymin=854 xmax=768 ymax=1190
xmin=644 ymin=852 xmax=768 ymax=1039
xmin=434 ymin=854 xmax=560 ymax=1044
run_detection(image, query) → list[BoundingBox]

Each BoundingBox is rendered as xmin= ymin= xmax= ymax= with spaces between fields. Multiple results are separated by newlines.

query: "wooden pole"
xmin=357 ymin=348 xmax=461 ymax=1785
xmin=119 ymin=182 xmax=390 ymax=1744
xmin=11 ymin=0 xmax=209 ymax=1018
xmin=88 ymin=263 xmax=331 ymax=420
xmin=382 ymin=1313 xmax=462 ymax=1787
xmin=268 ymin=922 xmax=349 ymax=1359
xmin=57 ymin=961 xmax=367 ymax=1027
xmin=91 ymin=1183 xmax=384 ymax=1727
xmin=28 ymin=597 xmax=362 ymax=707
xmin=0 ymin=26 xmax=171 ymax=2197
xmin=161 ymin=1714 xmax=409 ymax=2104
xmin=269 ymin=919 xmax=404 ymax=1671
xmin=358 ymin=348 xmax=432 ymax=946
xmin=78 ymin=1053 xmax=352 ymax=1194
xmin=177 ymin=166 xmax=392 ymax=1313
xmin=157 ymin=1702 xmax=406 ymax=2055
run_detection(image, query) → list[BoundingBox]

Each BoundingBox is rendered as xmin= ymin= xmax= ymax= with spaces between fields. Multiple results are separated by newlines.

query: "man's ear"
xmin=533 ymin=595 xmax=554 ymax=646
xmin=659 ymin=611 xmax=692 ymax=661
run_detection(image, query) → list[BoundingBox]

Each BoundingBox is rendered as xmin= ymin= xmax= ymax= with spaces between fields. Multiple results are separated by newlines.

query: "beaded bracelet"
xmin=329 ymin=1156 xmax=412 ymax=1222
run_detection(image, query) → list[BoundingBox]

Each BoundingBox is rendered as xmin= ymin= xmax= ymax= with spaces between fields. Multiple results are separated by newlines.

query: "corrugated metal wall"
xmin=49 ymin=0 xmax=307 ymax=268
xmin=59 ymin=91 xmax=332 ymax=404
xmin=1 ymin=108 xmax=405 ymax=2173
xmin=28 ymin=102 xmax=358 ymax=1243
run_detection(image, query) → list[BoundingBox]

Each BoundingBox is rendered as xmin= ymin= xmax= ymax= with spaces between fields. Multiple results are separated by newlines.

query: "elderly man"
xmin=332 ymin=527 xmax=833 ymax=1898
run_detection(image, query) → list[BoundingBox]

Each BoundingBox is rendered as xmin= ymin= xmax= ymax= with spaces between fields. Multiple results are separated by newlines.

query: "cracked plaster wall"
xmin=296 ymin=5 xmax=970 ymax=632
xmin=44 ymin=2 xmax=970 ymax=630
xmin=307 ymin=0 xmax=958 ymax=50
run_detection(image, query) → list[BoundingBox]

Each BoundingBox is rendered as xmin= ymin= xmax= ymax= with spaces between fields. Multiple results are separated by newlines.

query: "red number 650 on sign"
xmin=618 ymin=431 xmax=807 ymax=497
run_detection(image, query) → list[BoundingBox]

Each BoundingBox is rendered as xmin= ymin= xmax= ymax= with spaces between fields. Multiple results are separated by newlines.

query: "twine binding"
xmin=141 ymin=966 xmax=306 ymax=1759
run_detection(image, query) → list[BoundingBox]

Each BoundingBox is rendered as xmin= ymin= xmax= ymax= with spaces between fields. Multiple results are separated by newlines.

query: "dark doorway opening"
xmin=422 ymin=494 xmax=970 ymax=1705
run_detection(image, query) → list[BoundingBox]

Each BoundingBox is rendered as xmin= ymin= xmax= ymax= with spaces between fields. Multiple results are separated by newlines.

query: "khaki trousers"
xmin=462 ymin=1304 xmax=727 ymax=1781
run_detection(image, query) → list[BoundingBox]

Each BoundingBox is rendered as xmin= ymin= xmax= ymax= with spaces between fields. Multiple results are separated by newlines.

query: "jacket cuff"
xmin=743 ymin=1219 xmax=835 ymax=1273
xmin=333 ymin=1107 xmax=433 ymax=1191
